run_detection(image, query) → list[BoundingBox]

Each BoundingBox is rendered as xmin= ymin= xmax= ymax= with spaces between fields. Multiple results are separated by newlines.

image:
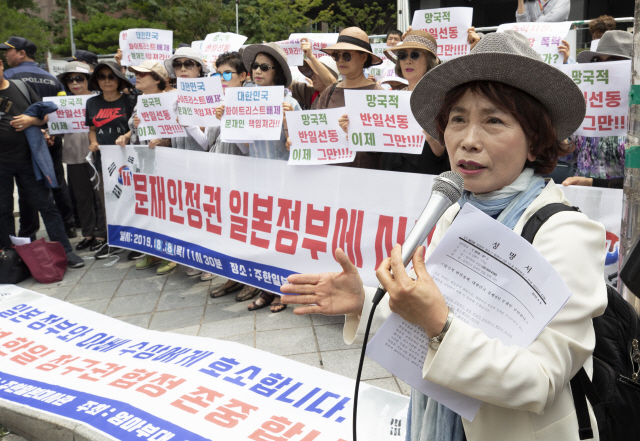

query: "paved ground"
xmin=12 ymin=218 xmax=411 ymax=399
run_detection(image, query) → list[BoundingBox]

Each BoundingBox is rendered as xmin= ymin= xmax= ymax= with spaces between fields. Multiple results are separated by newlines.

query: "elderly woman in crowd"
xmin=290 ymin=38 xmax=339 ymax=110
xmin=281 ymin=32 xmax=606 ymax=441
xmin=379 ymin=30 xmax=449 ymax=175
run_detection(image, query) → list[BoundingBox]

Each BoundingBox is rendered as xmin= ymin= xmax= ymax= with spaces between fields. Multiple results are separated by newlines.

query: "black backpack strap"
xmin=570 ymin=367 xmax=603 ymax=440
xmin=520 ymin=203 xmax=580 ymax=244
xmin=10 ymin=79 xmax=33 ymax=105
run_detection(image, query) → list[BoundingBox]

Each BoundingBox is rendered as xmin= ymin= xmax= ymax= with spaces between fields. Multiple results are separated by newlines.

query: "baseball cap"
xmin=0 ymin=37 xmax=37 ymax=54
xmin=69 ymin=50 xmax=98 ymax=66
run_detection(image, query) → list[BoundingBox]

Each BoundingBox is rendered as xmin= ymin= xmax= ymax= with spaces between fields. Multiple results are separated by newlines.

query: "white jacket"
xmin=344 ymin=181 xmax=607 ymax=441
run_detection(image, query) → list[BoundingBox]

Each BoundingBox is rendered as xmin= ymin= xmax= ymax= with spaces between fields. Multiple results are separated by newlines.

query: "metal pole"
xmin=67 ymin=0 xmax=76 ymax=56
xmin=236 ymin=0 xmax=239 ymax=35
xmin=618 ymin=0 xmax=640 ymax=314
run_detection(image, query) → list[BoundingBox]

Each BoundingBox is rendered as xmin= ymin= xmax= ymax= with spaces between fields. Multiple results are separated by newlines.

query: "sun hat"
xmin=384 ymin=30 xmax=438 ymax=62
xmin=242 ymin=42 xmax=293 ymax=88
xmin=56 ymin=61 xmax=92 ymax=82
xmin=165 ymin=47 xmax=210 ymax=78
xmin=321 ymin=27 xmax=383 ymax=65
xmin=89 ymin=61 xmax=133 ymax=90
xmin=301 ymin=56 xmax=339 ymax=79
xmin=576 ymin=30 xmax=632 ymax=63
xmin=410 ymin=32 xmax=586 ymax=142
xmin=128 ymin=60 xmax=169 ymax=80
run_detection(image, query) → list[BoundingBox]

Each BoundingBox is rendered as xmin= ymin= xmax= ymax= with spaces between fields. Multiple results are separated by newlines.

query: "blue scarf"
xmin=406 ymin=168 xmax=546 ymax=441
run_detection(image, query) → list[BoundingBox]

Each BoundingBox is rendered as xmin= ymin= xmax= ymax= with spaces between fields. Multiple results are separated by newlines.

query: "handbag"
xmin=13 ymin=238 xmax=67 ymax=284
xmin=0 ymin=247 xmax=31 ymax=284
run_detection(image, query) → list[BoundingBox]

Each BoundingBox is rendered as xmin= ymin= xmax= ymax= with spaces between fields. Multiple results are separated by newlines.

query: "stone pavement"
xmin=14 ymin=221 xmax=411 ymax=399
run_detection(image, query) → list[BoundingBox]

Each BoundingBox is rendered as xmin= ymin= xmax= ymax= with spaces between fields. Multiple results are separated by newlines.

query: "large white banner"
xmin=99 ymin=147 xmax=623 ymax=294
xmin=558 ymin=60 xmax=631 ymax=136
xmin=0 ymin=285 xmax=408 ymax=441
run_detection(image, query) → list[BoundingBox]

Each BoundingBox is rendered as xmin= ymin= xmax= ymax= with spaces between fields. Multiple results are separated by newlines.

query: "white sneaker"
xmin=186 ymin=267 xmax=202 ymax=276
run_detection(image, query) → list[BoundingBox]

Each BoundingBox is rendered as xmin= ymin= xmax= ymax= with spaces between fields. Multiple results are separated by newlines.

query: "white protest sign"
xmin=366 ymin=60 xmax=392 ymax=82
xmin=590 ymin=39 xmax=600 ymax=52
xmin=47 ymin=59 xmax=69 ymax=77
xmin=200 ymin=33 xmax=247 ymax=69
xmin=371 ymin=43 xmax=389 ymax=62
xmin=557 ymin=60 xmax=630 ymax=136
xmin=221 ymin=86 xmax=284 ymax=141
xmin=275 ymin=38 xmax=305 ymax=66
xmin=43 ymin=96 xmax=89 ymax=134
xmin=286 ymin=107 xmax=354 ymax=165
xmin=497 ymin=22 xmax=572 ymax=65
xmin=344 ymin=90 xmax=424 ymax=154
xmin=288 ymin=33 xmax=339 ymax=65
xmin=411 ymin=7 xmax=473 ymax=60
xmin=119 ymin=29 xmax=173 ymax=66
xmin=191 ymin=40 xmax=204 ymax=52
xmin=136 ymin=92 xmax=185 ymax=140
xmin=0 ymin=285 xmax=409 ymax=441
xmin=176 ymin=77 xmax=224 ymax=127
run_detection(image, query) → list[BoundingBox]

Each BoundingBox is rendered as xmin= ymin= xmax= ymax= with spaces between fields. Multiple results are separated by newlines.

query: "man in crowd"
xmin=1 ymin=37 xmax=76 ymax=242
xmin=386 ymin=30 xmax=402 ymax=47
xmin=69 ymin=49 xmax=98 ymax=71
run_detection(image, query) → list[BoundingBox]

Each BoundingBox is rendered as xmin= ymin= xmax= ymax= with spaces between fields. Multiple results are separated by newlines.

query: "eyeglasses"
xmin=65 ymin=75 xmax=86 ymax=84
xmin=396 ymin=50 xmax=422 ymax=61
xmin=96 ymin=73 xmax=117 ymax=81
xmin=330 ymin=52 xmax=352 ymax=62
xmin=172 ymin=60 xmax=198 ymax=70
xmin=250 ymin=62 xmax=275 ymax=72
xmin=134 ymin=71 xmax=151 ymax=78
xmin=213 ymin=71 xmax=237 ymax=81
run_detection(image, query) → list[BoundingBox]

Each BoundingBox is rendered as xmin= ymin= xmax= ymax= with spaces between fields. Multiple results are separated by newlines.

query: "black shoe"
xmin=94 ymin=245 xmax=112 ymax=259
xmin=127 ymin=250 xmax=145 ymax=260
xmin=66 ymin=227 xmax=78 ymax=238
xmin=110 ymin=247 xmax=125 ymax=255
xmin=76 ymin=237 xmax=97 ymax=251
xmin=66 ymin=252 xmax=85 ymax=268
xmin=90 ymin=239 xmax=107 ymax=252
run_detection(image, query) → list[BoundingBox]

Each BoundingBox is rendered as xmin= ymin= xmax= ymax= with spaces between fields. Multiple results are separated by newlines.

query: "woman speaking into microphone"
xmin=280 ymin=32 xmax=607 ymax=440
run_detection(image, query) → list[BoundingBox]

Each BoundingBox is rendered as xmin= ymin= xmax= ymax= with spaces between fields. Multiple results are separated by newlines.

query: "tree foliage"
xmin=0 ymin=0 xmax=53 ymax=58
xmin=323 ymin=0 xmax=396 ymax=35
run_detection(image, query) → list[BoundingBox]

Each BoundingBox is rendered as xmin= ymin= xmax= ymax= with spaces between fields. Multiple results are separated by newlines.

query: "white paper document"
xmin=9 ymin=236 xmax=30 ymax=246
xmin=367 ymin=204 xmax=573 ymax=421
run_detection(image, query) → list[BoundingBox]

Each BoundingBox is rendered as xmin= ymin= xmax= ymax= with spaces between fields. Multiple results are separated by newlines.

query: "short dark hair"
xmin=435 ymin=81 xmax=564 ymax=174
xmin=589 ymin=15 xmax=616 ymax=36
xmin=24 ymin=52 xmax=36 ymax=60
xmin=387 ymin=30 xmax=402 ymax=40
xmin=150 ymin=72 xmax=167 ymax=91
xmin=216 ymin=51 xmax=247 ymax=75
xmin=253 ymin=52 xmax=287 ymax=86
xmin=363 ymin=54 xmax=374 ymax=69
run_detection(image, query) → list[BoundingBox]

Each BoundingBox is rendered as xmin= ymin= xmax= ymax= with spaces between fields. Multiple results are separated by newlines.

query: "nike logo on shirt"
xmin=93 ymin=108 xmax=125 ymax=127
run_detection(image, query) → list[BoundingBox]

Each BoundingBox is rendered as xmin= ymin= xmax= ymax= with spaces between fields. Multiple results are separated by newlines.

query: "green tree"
xmin=0 ymin=0 xmax=53 ymax=59
xmin=54 ymin=13 xmax=167 ymax=55
xmin=238 ymin=0 xmax=325 ymax=43
xmin=324 ymin=0 xmax=396 ymax=35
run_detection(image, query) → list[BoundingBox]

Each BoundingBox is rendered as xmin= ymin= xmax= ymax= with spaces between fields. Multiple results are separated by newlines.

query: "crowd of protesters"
xmin=0 ymin=10 xmax=630 ymax=315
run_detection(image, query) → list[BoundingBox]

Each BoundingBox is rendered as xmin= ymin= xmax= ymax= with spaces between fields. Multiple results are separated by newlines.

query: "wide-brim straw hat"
xmin=577 ymin=30 xmax=633 ymax=63
xmin=321 ymin=27 xmax=383 ymax=66
xmin=410 ymin=32 xmax=586 ymax=142
xmin=384 ymin=30 xmax=438 ymax=63
xmin=242 ymin=42 xmax=293 ymax=88
xmin=128 ymin=60 xmax=169 ymax=81
xmin=165 ymin=47 xmax=210 ymax=78
xmin=89 ymin=61 xmax=133 ymax=91
xmin=56 ymin=61 xmax=92 ymax=82
xmin=302 ymin=56 xmax=339 ymax=79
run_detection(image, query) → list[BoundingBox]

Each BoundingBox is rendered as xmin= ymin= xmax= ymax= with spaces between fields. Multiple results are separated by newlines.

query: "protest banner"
xmin=119 ymin=29 xmax=173 ymax=66
xmin=275 ymin=38 xmax=305 ymax=66
xmin=558 ymin=60 xmax=630 ymax=136
xmin=411 ymin=7 xmax=473 ymax=60
xmin=366 ymin=60 xmax=392 ymax=82
xmin=0 ymin=284 xmax=409 ymax=441
xmin=286 ymin=107 xmax=354 ymax=165
xmin=288 ymin=33 xmax=339 ymax=65
xmin=370 ymin=43 xmax=389 ymax=63
xmin=191 ymin=40 xmax=204 ymax=52
xmin=497 ymin=22 xmax=572 ymax=65
xmin=344 ymin=90 xmax=424 ymax=154
xmin=136 ymin=92 xmax=185 ymax=140
xmin=47 ymin=59 xmax=69 ymax=77
xmin=221 ymin=86 xmax=284 ymax=142
xmin=43 ymin=96 xmax=89 ymax=134
xmin=200 ymin=33 xmax=247 ymax=69
xmin=176 ymin=77 xmax=224 ymax=127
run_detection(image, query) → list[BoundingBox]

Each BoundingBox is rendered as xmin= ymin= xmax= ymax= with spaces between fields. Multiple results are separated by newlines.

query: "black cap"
xmin=0 ymin=37 xmax=37 ymax=54
xmin=69 ymin=50 xmax=98 ymax=66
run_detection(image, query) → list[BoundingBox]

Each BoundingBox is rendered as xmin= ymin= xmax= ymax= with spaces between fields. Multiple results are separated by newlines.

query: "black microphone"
xmin=372 ymin=171 xmax=464 ymax=305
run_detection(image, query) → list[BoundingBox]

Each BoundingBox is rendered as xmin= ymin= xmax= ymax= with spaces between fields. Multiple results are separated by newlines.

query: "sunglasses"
xmin=590 ymin=56 xmax=627 ymax=63
xmin=172 ymin=60 xmax=198 ymax=70
xmin=250 ymin=62 xmax=275 ymax=72
xmin=396 ymin=50 xmax=422 ymax=61
xmin=213 ymin=71 xmax=236 ymax=81
xmin=134 ymin=71 xmax=151 ymax=78
xmin=96 ymin=73 xmax=117 ymax=81
xmin=65 ymin=75 xmax=86 ymax=84
xmin=330 ymin=52 xmax=352 ymax=62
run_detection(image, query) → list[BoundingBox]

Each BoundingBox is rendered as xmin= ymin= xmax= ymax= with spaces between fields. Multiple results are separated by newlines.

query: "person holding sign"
xmin=282 ymin=32 xmax=607 ymax=441
xmin=516 ymin=0 xmax=569 ymax=22
xmin=316 ymin=27 xmax=385 ymax=170
xmin=290 ymin=38 xmax=339 ymax=110
xmin=379 ymin=30 xmax=450 ymax=175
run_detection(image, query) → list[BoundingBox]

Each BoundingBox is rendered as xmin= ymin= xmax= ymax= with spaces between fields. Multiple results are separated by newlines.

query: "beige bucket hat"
xmin=128 ymin=60 xmax=169 ymax=80
xmin=384 ymin=30 xmax=438 ymax=62
xmin=321 ymin=27 xmax=383 ymax=65
xmin=242 ymin=42 xmax=293 ymax=88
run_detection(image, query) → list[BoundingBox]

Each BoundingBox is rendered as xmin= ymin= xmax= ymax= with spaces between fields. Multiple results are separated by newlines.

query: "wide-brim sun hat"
xmin=384 ymin=30 xmax=438 ymax=63
xmin=302 ymin=56 xmax=339 ymax=79
xmin=242 ymin=42 xmax=293 ymax=88
xmin=165 ymin=47 xmax=210 ymax=78
xmin=410 ymin=32 xmax=586 ymax=142
xmin=321 ymin=27 xmax=383 ymax=66
xmin=128 ymin=60 xmax=169 ymax=81
xmin=577 ymin=30 xmax=633 ymax=63
xmin=56 ymin=61 xmax=92 ymax=83
xmin=89 ymin=61 xmax=133 ymax=91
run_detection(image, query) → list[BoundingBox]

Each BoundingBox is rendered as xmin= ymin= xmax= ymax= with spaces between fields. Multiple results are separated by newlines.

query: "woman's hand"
xmin=280 ymin=248 xmax=366 ymax=316
xmin=148 ymin=139 xmax=169 ymax=149
xmin=283 ymin=102 xmax=294 ymax=113
xmin=559 ymin=39 xmax=570 ymax=64
xmin=377 ymin=245 xmax=449 ymax=338
xmin=215 ymin=105 xmax=225 ymax=121
xmin=562 ymin=176 xmax=593 ymax=187
xmin=467 ymin=27 xmax=481 ymax=50
xmin=116 ymin=134 xmax=130 ymax=147
xmin=10 ymin=115 xmax=39 ymax=131
xmin=89 ymin=141 xmax=100 ymax=152
xmin=285 ymin=136 xmax=292 ymax=151
xmin=114 ymin=49 xmax=123 ymax=66
xmin=338 ymin=114 xmax=349 ymax=134
xmin=133 ymin=115 xmax=141 ymax=128
xmin=301 ymin=38 xmax=313 ymax=58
